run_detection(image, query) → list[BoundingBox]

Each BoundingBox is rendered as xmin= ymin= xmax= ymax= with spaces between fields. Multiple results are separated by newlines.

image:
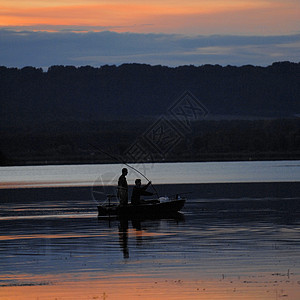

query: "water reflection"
xmin=119 ymin=219 xmax=129 ymax=259
xmin=100 ymin=213 xmax=185 ymax=259
xmin=0 ymin=185 xmax=300 ymax=299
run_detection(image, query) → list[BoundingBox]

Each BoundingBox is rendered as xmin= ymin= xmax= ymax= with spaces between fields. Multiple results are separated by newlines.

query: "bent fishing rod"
xmin=89 ymin=143 xmax=159 ymax=197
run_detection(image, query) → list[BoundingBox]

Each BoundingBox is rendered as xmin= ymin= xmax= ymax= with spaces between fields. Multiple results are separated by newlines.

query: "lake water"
xmin=1 ymin=160 xmax=300 ymax=188
xmin=0 ymin=161 xmax=299 ymax=299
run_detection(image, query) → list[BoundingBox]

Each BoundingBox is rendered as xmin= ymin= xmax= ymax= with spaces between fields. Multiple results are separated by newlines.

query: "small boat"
xmin=97 ymin=195 xmax=186 ymax=218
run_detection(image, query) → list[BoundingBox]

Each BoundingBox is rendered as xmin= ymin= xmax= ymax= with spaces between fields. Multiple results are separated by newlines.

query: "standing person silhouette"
xmin=117 ymin=168 xmax=128 ymax=206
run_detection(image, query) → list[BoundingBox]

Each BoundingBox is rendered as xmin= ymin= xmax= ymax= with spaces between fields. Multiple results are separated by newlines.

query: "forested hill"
xmin=1 ymin=61 xmax=300 ymax=165
xmin=1 ymin=62 xmax=300 ymax=128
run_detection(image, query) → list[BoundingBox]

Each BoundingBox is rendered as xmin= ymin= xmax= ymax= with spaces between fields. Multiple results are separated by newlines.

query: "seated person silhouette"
xmin=131 ymin=179 xmax=153 ymax=205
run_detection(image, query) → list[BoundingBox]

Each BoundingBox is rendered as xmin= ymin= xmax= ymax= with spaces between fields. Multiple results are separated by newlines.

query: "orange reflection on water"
xmin=0 ymin=232 xmax=111 ymax=241
xmin=127 ymin=228 xmax=174 ymax=238
xmin=0 ymin=228 xmax=169 ymax=241
xmin=1 ymin=273 xmax=299 ymax=300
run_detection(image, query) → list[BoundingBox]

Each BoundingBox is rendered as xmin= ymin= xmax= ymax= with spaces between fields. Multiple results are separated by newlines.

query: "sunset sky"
xmin=0 ymin=0 xmax=299 ymax=67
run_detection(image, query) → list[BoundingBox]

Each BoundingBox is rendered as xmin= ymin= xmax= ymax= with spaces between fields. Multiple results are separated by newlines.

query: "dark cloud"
xmin=0 ymin=29 xmax=299 ymax=68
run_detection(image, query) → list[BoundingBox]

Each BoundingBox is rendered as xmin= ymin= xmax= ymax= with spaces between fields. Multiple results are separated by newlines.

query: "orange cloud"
xmin=142 ymin=5 xmax=300 ymax=35
xmin=0 ymin=1 xmax=299 ymax=34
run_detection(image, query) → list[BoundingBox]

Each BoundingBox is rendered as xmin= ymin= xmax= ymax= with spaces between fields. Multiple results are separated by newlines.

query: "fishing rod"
xmin=89 ymin=143 xmax=159 ymax=197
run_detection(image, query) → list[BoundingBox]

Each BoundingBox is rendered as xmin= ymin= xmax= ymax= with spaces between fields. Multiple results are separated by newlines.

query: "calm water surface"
xmin=0 ymin=161 xmax=299 ymax=299
xmin=1 ymin=160 xmax=300 ymax=188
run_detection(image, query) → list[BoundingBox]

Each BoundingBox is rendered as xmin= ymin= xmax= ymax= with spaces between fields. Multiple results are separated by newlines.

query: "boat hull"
xmin=97 ymin=199 xmax=185 ymax=218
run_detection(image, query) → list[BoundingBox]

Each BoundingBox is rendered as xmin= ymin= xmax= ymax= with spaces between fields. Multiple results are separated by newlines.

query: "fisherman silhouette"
xmin=131 ymin=179 xmax=153 ymax=205
xmin=117 ymin=168 xmax=128 ymax=205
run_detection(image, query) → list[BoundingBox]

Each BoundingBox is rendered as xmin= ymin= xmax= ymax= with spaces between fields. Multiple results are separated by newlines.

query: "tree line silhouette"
xmin=0 ymin=62 xmax=299 ymax=165
xmin=1 ymin=62 xmax=299 ymax=127
xmin=1 ymin=119 xmax=299 ymax=165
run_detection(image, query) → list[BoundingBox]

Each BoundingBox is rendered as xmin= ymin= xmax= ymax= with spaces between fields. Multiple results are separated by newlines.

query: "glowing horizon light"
xmin=0 ymin=0 xmax=299 ymax=35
